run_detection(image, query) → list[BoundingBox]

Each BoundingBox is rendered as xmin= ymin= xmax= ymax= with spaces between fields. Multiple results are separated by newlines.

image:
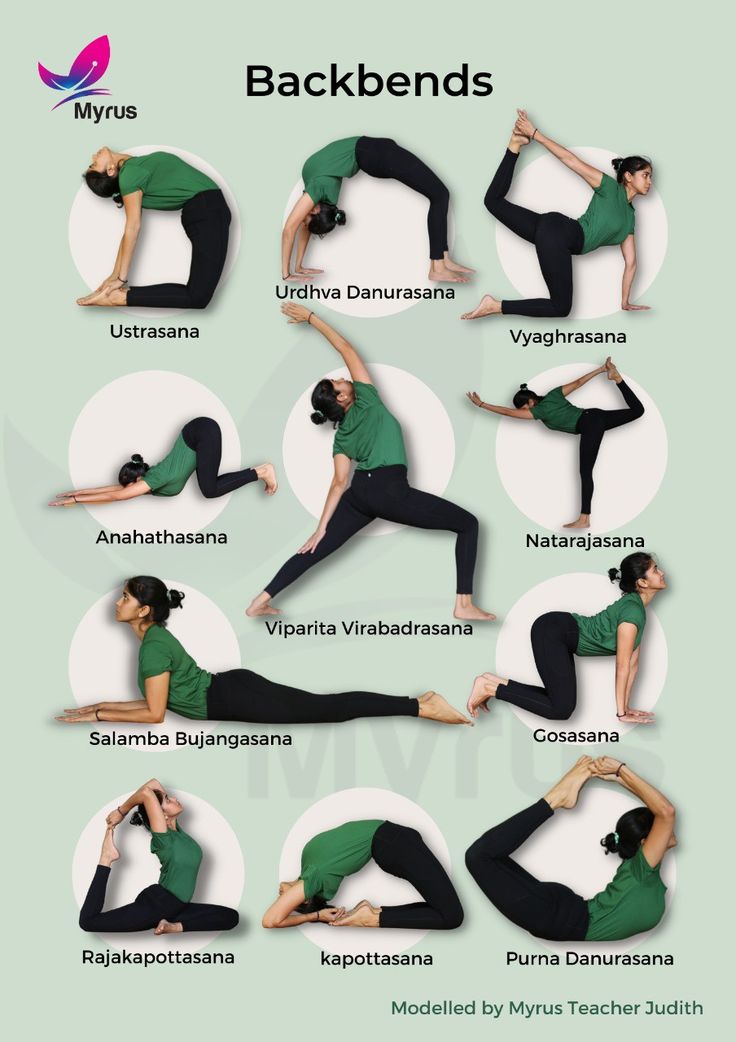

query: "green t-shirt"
xmin=333 ymin=382 xmax=407 ymax=471
xmin=300 ymin=820 xmax=383 ymax=901
xmin=302 ymin=136 xmax=361 ymax=206
xmin=137 ymin=625 xmax=212 ymax=720
xmin=119 ymin=152 xmax=218 ymax=211
xmin=572 ymin=592 xmax=646 ymax=656
xmin=577 ymin=173 xmax=636 ymax=254
xmin=585 ymin=847 xmax=666 ymax=941
xmin=151 ymin=825 xmax=203 ymax=903
xmin=144 ymin=433 xmax=197 ymax=497
xmin=530 ymin=387 xmax=583 ymax=434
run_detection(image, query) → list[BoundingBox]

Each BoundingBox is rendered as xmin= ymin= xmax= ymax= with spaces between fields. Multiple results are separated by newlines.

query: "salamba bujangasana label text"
xmin=89 ymin=731 xmax=293 ymax=748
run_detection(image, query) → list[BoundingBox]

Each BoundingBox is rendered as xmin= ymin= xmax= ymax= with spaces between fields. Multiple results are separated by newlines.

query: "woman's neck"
xmin=131 ymin=619 xmax=155 ymax=642
xmin=625 ymin=184 xmax=637 ymax=203
xmin=637 ymin=588 xmax=657 ymax=607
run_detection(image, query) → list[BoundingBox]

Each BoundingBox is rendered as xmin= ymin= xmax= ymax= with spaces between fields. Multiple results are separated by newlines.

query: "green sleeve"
xmin=630 ymin=846 xmax=660 ymax=878
xmin=595 ymin=173 xmax=617 ymax=197
xmin=301 ymin=866 xmax=321 ymax=901
xmin=354 ymin=382 xmax=379 ymax=405
xmin=617 ymin=601 xmax=645 ymax=634
xmin=119 ymin=164 xmax=150 ymax=197
xmin=139 ymin=635 xmax=174 ymax=679
xmin=304 ymin=175 xmax=341 ymax=206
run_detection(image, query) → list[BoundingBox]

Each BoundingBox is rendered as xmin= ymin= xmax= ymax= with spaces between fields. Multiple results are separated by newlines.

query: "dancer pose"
xmin=247 ymin=305 xmax=493 ymax=622
xmin=467 ymin=553 xmax=665 ymax=723
xmin=79 ymin=778 xmax=238 ymax=934
xmin=262 ymin=819 xmax=463 ymax=929
xmin=465 ymin=756 xmax=675 ymax=941
xmin=78 ymin=148 xmax=231 ymax=309
xmin=467 ymin=357 xmax=644 ymax=528
xmin=57 ymin=576 xmax=469 ymax=726
xmin=462 ymin=110 xmax=652 ymax=320
xmin=282 ymin=136 xmax=473 ymax=283
xmin=49 ymin=417 xmax=277 ymax=506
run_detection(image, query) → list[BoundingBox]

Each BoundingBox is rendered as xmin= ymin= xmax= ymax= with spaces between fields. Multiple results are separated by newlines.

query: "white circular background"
xmin=283 ymin=173 xmax=456 ymax=317
xmin=495 ymin=364 xmax=667 ymax=532
xmin=283 ymin=364 xmax=455 ymax=536
xmin=513 ymin=784 xmax=675 ymax=953
xmin=495 ymin=147 xmax=667 ymax=319
xmin=70 ymin=145 xmax=241 ymax=318
xmin=73 ymin=789 xmax=244 ymax=953
xmin=68 ymin=370 xmax=241 ymax=534
xmin=68 ymin=579 xmax=241 ymax=747
xmin=496 ymin=573 xmax=667 ymax=736
xmin=278 ymin=788 xmax=453 ymax=955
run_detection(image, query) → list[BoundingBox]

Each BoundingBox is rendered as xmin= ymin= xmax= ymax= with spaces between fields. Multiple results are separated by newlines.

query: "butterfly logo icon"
xmin=38 ymin=35 xmax=111 ymax=110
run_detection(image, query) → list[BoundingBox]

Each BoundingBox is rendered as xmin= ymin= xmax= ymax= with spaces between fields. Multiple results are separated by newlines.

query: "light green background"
xmin=4 ymin=0 xmax=732 ymax=1038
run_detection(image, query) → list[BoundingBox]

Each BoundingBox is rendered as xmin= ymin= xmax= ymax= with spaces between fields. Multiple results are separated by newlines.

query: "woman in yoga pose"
xmin=246 ymin=304 xmax=493 ymax=622
xmin=282 ymin=136 xmax=473 ymax=283
xmin=262 ymin=819 xmax=463 ymax=930
xmin=49 ymin=416 xmax=277 ymax=506
xmin=467 ymin=357 xmax=644 ymax=529
xmin=462 ymin=110 xmax=652 ymax=320
xmin=466 ymin=553 xmax=665 ymax=724
xmin=79 ymin=778 xmax=239 ymax=934
xmin=465 ymin=756 xmax=675 ymax=942
xmin=78 ymin=147 xmax=231 ymax=309
xmin=57 ymin=576 xmax=469 ymax=726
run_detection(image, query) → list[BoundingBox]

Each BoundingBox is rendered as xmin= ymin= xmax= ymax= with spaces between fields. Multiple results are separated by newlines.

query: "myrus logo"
xmin=38 ymin=35 xmax=111 ymax=110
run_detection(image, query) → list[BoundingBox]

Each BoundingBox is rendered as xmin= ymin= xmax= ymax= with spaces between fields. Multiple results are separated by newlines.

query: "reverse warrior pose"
xmin=49 ymin=417 xmax=277 ymax=507
xmin=247 ymin=304 xmax=493 ymax=622
xmin=79 ymin=778 xmax=239 ymax=934
xmin=282 ymin=136 xmax=473 ymax=283
xmin=467 ymin=357 xmax=644 ymax=528
xmin=58 ymin=576 xmax=469 ymax=726
xmin=262 ymin=819 xmax=464 ymax=930
xmin=78 ymin=148 xmax=231 ymax=309
xmin=467 ymin=553 xmax=665 ymax=724
xmin=465 ymin=756 xmax=675 ymax=942
xmin=462 ymin=110 xmax=653 ymax=320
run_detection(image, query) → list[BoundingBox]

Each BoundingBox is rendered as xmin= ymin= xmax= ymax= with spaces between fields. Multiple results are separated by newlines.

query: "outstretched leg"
xmin=495 ymin=612 xmax=579 ymax=720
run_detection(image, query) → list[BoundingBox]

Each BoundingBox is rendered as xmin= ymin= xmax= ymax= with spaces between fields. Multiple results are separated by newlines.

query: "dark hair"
xmin=118 ymin=453 xmax=149 ymax=487
xmin=295 ymin=895 xmax=333 ymax=916
xmin=601 ymin=807 xmax=654 ymax=859
xmin=310 ymin=378 xmax=346 ymax=427
xmin=512 ymin=383 xmax=543 ymax=409
xmin=307 ymin=203 xmax=346 ymax=236
xmin=611 ymin=156 xmax=652 ymax=184
xmin=84 ymin=169 xmax=123 ymax=207
xmin=130 ymin=789 xmax=164 ymax=831
xmin=124 ymin=575 xmax=185 ymax=625
xmin=608 ymin=552 xmax=654 ymax=594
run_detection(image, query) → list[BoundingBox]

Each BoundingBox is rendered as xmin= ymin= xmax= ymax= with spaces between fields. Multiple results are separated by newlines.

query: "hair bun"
xmin=600 ymin=832 xmax=619 ymax=855
xmin=167 ymin=588 xmax=185 ymax=609
xmin=131 ymin=453 xmax=143 ymax=463
xmin=611 ymin=158 xmax=623 ymax=172
xmin=608 ymin=567 xmax=621 ymax=583
xmin=129 ymin=811 xmax=145 ymax=828
xmin=334 ymin=209 xmax=346 ymax=226
xmin=520 ymin=383 xmax=528 ymax=390
xmin=310 ymin=410 xmax=328 ymax=426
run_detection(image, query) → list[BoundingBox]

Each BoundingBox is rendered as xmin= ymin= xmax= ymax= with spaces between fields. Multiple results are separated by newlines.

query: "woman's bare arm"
xmin=282 ymin=194 xmax=317 ymax=280
xmin=515 ymin=111 xmax=603 ymax=189
xmin=466 ymin=392 xmax=533 ymax=419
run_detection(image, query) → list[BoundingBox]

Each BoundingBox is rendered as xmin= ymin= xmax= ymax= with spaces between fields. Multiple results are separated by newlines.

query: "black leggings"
xmin=356 ymin=137 xmax=449 ymax=259
xmin=79 ymin=865 xmax=239 ymax=933
xmin=496 ymin=612 xmax=579 ymax=720
xmin=265 ymin=465 xmax=478 ymax=598
xmin=484 ymin=150 xmax=584 ymax=317
xmin=207 ymin=669 xmax=419 ymax=723
xmin=465 ymin=799 xmax=589 ymax=941
xmin=181 ymin=416 xmax=257 ymax=498
xmin=372 ymin=821 xmax=464 ymax=930
xmin=576 ymin=381 xmax=645 ymax=513
xmin=127 ymin=189 xmax=231 ymax=309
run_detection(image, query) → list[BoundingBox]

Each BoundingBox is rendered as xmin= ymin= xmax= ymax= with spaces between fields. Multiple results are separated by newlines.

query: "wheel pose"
xmin=247 ymin=304 xmax=493 ymax=622
xmin=262 ymin=819 xmax=463 ymax=930
xmin=79 ymin=778 xmax=239 ymax=934
xmin=467 ymin=553 xmax=665 ymax=724
xmin=465 ymin=756 xmax=675 ymax=941
xmin=49 ymin=416 xmax=277 ymax=507
xmin=58 ymin=576 xmax=469 ymax=726
xmin=462 ymin=110 xmax=653 ymax=320
xmin=282 ymin=136 xmax=473 ymax=283
xmin=78 ymin=147 xmax=231 ymax=309
xmin=467 ymin=357 xmax=644 ymax=528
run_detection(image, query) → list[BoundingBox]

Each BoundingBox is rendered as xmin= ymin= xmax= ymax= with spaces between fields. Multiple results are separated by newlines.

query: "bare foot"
xmin=454 ymin=595 xmax=496 ymax=622
xmin=77 ymin=286 xmax=128 ymax=307
xmin=254 ymin=463 xmax=278 ymax=495
xmin=563 ymin=515 xmax=591 ymax=530
xmin=544 ymin=756 xmax=594 ymax=810
xmin=466 ymin=672 xmax=505 ymax=717
xmin=331 ymin=902 xmax=380 ymax=927
xmin=443 ymin=254 xmax=476 ymax=274
xmin=418 ymin=691 xmax=472 ymax=726
xmin=154 ymin=919 xmax=183 ymax=935
xmin=99 ymin=826 xmax=120 ymax=867
xmin=461 ymin=294 xmax=502 ymax=320
xmin=246 ymin=592 xmax=281 ymax=617
xmin=508 ymin=131 xmax=530 ymax=154
xmin=607 ymin=364 xmax=622 ymax=383
xmin=429 ymin=262 xmax=470 ymax=283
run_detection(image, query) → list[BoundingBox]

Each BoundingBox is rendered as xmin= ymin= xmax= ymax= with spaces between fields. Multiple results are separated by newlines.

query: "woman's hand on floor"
xmin=298 ymin=529 xmax=326 ymax=554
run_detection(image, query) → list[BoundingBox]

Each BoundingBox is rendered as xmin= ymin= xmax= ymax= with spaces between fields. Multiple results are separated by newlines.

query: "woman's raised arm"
xmin=466 ymin=392 xmax=534 ymax=419
xmin=591 ymin=758 xmax=675 ymax=868
xmin=282 ymin=303 xmax=371 ymax=384
xmin=560 ymin=363 xmax=608 ymax=397
xmin=515 ymin=110 xmax=603 ymax=189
